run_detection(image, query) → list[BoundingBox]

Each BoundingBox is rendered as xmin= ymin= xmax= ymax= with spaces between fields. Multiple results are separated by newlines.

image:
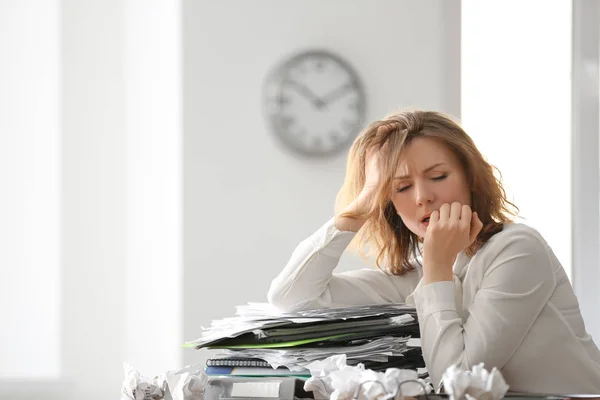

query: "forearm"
xmin=422 ymin=262 xmax=454 ymax=285
xmin=335 ymin=214 xmax=366 ymax=232
xmin=267 ymin=218 xmax=355 ymax=311
xmin=414 ymin=281 xmax=466 ymax=390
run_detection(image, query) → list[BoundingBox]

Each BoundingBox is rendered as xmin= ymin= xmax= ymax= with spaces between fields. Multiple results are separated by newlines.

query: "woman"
xmin=267 ymin=109 xmax=600 ymax=394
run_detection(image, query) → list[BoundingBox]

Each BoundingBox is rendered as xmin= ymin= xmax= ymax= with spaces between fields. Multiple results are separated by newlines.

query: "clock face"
xmin=264 ymin=50 xmax=367 ymax=157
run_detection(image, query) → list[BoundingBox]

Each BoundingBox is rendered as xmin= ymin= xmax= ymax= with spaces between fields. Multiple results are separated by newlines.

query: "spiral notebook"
xmin=206 ymin=358 xmax=271 ymax=368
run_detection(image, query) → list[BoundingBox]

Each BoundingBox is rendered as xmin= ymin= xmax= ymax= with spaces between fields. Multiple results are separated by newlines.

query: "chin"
xmin=406 ymin=225 xmax=421 ymax=237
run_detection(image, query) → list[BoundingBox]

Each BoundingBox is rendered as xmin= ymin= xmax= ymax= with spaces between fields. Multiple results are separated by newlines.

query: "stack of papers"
xmin=187 ymin=303 xmax=424 ymax=376
xmin=188 ymin=302 xmax=417 ymax=348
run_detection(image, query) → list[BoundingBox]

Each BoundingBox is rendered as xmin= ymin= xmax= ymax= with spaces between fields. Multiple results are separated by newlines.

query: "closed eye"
xmin=396 ymin=174 xmax=448 ymax=193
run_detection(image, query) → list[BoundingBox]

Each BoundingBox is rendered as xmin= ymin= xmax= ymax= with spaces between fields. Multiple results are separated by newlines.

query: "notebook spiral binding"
xmin=353 ymin=378 xmax=429 ymax=400
xmin=206 ymin=358 xmax=270 ymax=368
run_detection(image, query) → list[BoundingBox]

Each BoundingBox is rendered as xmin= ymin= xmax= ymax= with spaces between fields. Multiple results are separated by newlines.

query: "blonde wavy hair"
xmin=335 ymin=109 xmax=518 ymax=275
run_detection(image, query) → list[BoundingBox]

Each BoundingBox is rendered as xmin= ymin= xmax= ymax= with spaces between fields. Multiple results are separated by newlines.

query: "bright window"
xmin=462 ymin=0 xmax=572 ymax=278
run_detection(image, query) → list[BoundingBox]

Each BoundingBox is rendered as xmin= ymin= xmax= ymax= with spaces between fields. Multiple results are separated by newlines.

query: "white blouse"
xmin=267 ymin=217 xmax=600 ymax=394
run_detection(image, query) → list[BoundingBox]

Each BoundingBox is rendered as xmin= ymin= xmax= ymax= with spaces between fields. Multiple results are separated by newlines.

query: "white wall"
xmin=0 ymin=0 xmax=61 ymax=380
xmin=182 ymin=0 xmax=461 ymax=366
xmin=61 ymin=1 xmax=181 ymax=399
xmin=124 ymin=0 xmax=183 ymax=377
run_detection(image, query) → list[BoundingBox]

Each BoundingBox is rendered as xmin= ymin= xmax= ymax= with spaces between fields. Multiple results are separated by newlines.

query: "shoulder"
xmin=473 ymin=222 xmax=557 ymax=277
xmin=483 ymin=222 xmax=550 ymax=252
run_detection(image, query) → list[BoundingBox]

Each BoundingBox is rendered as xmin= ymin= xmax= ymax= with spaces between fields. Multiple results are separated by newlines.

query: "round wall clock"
xmin=263 ymin=50 xmax=367 ymax=157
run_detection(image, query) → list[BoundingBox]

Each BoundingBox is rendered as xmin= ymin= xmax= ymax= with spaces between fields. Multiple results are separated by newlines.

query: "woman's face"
xmin=391 ymin=137 xmax=472 ymax=238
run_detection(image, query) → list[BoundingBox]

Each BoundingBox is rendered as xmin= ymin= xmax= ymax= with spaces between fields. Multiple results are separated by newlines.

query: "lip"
xmin=420 ymin=213 xmax=432 ymax=232
xmin=420 ymin=213 xmax=432 ymax=223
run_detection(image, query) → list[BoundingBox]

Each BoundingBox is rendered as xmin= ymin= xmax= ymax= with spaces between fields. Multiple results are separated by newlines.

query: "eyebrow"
xmin=394 ymin=162 xmax=446 ymax=180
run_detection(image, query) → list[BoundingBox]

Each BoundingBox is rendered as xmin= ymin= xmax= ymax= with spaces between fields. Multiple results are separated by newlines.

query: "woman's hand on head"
xmin=422 ymin=202 xmax=484 ymax=284
xmin=352 ymin=148 xmax=382 ymax=211
xmin=335 ymin=148 xmax=383 ymax=232
xmin=362 ymin=148 xmax=382 ymax=194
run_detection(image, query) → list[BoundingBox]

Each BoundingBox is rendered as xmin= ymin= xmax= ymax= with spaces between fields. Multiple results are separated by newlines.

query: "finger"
xmin=429 ymin=210 xmax=440 ymax=225
xmin=469 ymin=211 xmax=484 ymax=243
xmin=460 ymin=204 xmax=472 ymax=228
xmin=450 ymin=202 xmax=462 ymax=222
xmin=439 ymin=203 xmax=451 ymax=221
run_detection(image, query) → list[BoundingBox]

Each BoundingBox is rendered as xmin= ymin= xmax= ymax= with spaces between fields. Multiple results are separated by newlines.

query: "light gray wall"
xmin=572 ymin=0 xmax=600 ymax=344
xmin=182 ymin=0 xmax=461 ymax=366
xmin=61 ymin=0 xmax=127 ymax=398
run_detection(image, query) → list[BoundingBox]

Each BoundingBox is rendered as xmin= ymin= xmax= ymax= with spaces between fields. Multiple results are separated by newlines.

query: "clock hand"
xmin=287 ymin=80 xmax=325 ymax=108
xmin=321 ymin=82 xmax=355 ymax=105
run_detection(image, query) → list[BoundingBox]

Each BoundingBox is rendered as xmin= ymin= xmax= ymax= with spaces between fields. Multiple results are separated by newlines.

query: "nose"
xmin=414 ymin=181 xmax=434 ymax=205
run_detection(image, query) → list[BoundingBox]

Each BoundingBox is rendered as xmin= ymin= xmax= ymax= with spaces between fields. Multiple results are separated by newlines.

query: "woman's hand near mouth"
xmin=422 ymin=202 xmax=483 ymax=284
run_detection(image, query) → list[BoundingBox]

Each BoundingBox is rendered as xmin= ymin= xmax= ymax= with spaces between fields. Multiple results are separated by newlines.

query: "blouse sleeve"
xmin=410 ymin=226 xmax=557 ymax=389
xmin=267 ymin=217 xmax=420 ymax=312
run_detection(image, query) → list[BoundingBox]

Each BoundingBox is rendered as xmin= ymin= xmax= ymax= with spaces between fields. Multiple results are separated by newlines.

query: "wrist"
xmin=422 ymin=258 xmax=454 ymax=285
xmin=335 ymin=190 xmax=374 ymax=232
xmin=335 ymin=215 xmax=364 ymax=232
xmin=423 ymin=269 xmax=453 ymax=285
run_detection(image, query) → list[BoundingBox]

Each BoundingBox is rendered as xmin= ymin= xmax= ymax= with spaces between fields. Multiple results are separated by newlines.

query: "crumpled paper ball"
xmin=441 ymin=363 xmax=509 ymax=400
xmin=165 ymin=364 xmax=209 ymax=400
xmin=120 ymin=362 xmax=166 ymax=400
xmin=304 ymin=354 xmax=431 ymax=400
